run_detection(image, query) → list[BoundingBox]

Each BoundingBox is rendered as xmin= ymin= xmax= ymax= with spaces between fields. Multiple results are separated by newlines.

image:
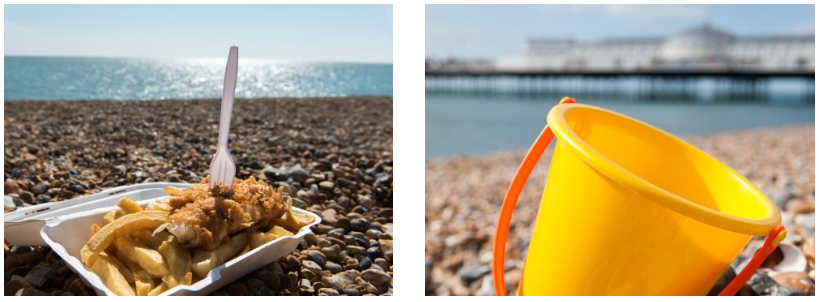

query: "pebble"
xmin=287 ymin=165 xmax=309 ymax=184
xmin=263 ymin=167 xmax=288 ymax=182
xmin=367 ymin=246 xmax=382 ymax=259
xmin=379 ymin=239 xmax=393 ymax=262
xmin=257 ymin=270 xmax=280 ymax=293
xmin=24 ymin=266 xmax=55 ymax=288
xmin=5 ymin=181 xmax=20 ymax=194
xmin=375 ymin=258 xmax=389 ymax=270
xmin=247 ymin=278 xmax=274 ymax=296
xmin=286 ymin=255 xmax=301 ymax=272
xmin=5 ymin=275 xmax=30 ymax=296
xmin=4 ymin=98 xmax=394 ymax=296
xmin=458 ymin=265 xmax=491 ymax=286
xmin=306 ymin=250 xmax=326 ymax=268
xmin=226 ymin=283 xmax=247 ymax=296
xmin=321 ymin=245 xmax=342 ymax=261
xmin=322 ymin=272 xmax=355 ymax=289
xmin=319 ymin=181 xmax=335 ymax=193
xmin=334 ymin=218 xmax=351 ymax=232
xmin=321 ymin=209 xmax=338 ymax=226
xmin=750 ymin=272 xmax=796 ymax=296
xmin=20 ymin=191 xmax=35 ymax=204
xmin=708 ymin=267 xmax=736 ymax=295
xmin=336 ymin=178 xmax=354 ymax=188
xmin=358 ymin=257 xmax=372 ymax=270
xmin=475 ymin=276 xmax=495 ymax=296
xmin=318 ymin=288 xmax=339 ymax=296
xmin=346 ymin=245 xmax=366 ymax=256
xmin=772 ymin=272 xmax=814 ymax=294
xmin=325 ymin=261 xmax=343 ymax=274
xmin=301 ymin=260 xmax=322 ymax=274
xmin=68 ymin=184 xmax=85 ymax=194
xmin=361 ymin=269 xmax=392 ymax=288
xmin=301 ymin=269 xmax=318 ymax=283
xmin=351 ymin=219 xmax=372 ymax=232
xmin=32 ymin=182 xmax=48 ymax=195
xmin=15 ymin=288 xmax=50 ymax=296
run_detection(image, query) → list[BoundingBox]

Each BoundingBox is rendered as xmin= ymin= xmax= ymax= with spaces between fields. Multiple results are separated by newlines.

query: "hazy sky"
xmin=426 ymin=4 xmax=815 ymax=59
xmin=5 ymin=4 xmax=393 ymax=63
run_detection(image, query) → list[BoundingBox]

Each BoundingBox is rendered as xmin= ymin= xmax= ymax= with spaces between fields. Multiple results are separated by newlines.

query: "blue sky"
xmin=5 ymin=4 xmax=393 ymax=63
xmin=426 ymin=4 xmax=815 ymax=59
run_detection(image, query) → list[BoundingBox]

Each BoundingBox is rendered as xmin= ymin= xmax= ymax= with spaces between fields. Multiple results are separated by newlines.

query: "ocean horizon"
xmin=4 ymin=56 xmax=393 ymax=101
xmin=426 ymin=93 xmax=815 ymax=158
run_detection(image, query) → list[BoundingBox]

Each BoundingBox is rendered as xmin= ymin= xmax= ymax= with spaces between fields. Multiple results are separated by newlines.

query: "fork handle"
xmin=218 ymin=46 xmax=238 ymax=151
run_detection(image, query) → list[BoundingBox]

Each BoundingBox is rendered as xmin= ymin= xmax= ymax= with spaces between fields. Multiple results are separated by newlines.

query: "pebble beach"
xmin=4 ymin=97 xmax=393 ymax=296
xmin=426 ymin=123 xmax=815 ymax=296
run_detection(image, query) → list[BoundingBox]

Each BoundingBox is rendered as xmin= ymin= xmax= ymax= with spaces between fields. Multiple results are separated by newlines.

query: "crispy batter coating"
xmin=165 ymin=176 xmax=286 ymax=250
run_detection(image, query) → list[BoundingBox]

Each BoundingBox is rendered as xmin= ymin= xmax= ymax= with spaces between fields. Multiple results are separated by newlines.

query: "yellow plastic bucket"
xmin=492 ymin=98 xmax=784 ymax=296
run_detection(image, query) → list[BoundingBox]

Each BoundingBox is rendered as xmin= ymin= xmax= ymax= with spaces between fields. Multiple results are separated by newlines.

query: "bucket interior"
xmin=560 ymin=106 xmax=771 ymax=222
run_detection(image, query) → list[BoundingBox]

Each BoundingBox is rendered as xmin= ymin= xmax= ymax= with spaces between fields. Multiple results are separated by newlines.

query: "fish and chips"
xmin=79 ymin=176 xmax=314 ymax=295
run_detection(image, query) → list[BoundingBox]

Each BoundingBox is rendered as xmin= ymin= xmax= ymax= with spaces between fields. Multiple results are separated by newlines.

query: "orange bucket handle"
xmin=491 ymin=97 xmax=786 ymax=296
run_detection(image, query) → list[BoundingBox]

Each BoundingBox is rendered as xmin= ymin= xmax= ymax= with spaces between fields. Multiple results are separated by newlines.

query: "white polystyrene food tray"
xmin=39 ymin=188 xmax=321 ymax=296
xmin=4 ymin=182 xmax=193 ymax=246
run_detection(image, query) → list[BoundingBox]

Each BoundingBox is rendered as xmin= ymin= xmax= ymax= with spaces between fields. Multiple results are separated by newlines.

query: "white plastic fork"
xmin=209 ymin=46 xmax=238 ymax=191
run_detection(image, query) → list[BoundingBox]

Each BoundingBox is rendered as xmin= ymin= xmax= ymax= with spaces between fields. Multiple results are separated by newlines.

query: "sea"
xmin=426 ymin=91 xmax=815 ymax=158
xmin=4 ymin=56 xmax=393 ymax=100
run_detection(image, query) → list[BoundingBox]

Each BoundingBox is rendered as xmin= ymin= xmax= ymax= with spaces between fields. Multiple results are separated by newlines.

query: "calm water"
xmin=426 ymin=94 xmax=815 ymax=158
xmin=4 ymin=56 xmax=392 ymax=100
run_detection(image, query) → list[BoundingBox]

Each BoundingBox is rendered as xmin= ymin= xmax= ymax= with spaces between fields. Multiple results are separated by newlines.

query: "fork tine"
xmin=209 ymin=165 xmax=215 ymax=188
xmin=220 ymin=159 xmax=228 ymax=189
xmin=218 ymin=160 xmax=226 ymax=188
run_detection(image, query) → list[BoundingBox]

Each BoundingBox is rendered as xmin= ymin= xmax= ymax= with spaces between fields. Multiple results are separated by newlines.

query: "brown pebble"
xmin=374 ymin=258 xmax=389 ymax=270
xmin=225 ymin=282 xmax=247 ymax=296
xmin=25 ymin=266 xmax=55 ymax=287
xmin=5 ymin=250 xmax=44 ymax=268
xmin=335 ymin=217 xmax=352 ymax=230
xmin=378 ymin=239 xmax=393 ymax=262
xmin=343 ymin=257 xmax=359 ymax=270
xmin=319 ymin=288 xmax=340 ymax=296
xmin=68 ymin=279 xmax=92 ymax=296
xmin=802 ymin=239 xmax=815 ymax=265
xmin=346 ymin=245 xmax=366 ymax=256
xmin=328 ymin=237 xmax=347 ymax=249
xmin=5 ymin=275 xmax=31 ymax=296
xmin=257 ymin=270 xmax=281 ymax=292
xmin=16 ymin=288 xmax=50 ymax=296
xmin=772 ymin=272 xmax=814 ymax=294
xmin=302 ymin=260 xmax=322 ymax=274
xmin=321 ymin=245 xmax=342 ymax=261
xmin=301 ymin=268 xmax=319 ymax=282
xmin=285 ymin=255 xmax=301 ymax=272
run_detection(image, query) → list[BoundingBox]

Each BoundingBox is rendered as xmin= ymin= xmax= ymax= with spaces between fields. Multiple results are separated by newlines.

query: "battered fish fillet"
xmin=164 ymin=176 xmax=286 ymax=250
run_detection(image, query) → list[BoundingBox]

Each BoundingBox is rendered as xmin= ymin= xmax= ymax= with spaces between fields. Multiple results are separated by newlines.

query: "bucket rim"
xmin=547 ymin=103 xmax=781 ymax=236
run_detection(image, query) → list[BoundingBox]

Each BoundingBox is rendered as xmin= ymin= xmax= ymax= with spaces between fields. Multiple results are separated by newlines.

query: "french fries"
xmin=82 ymin=187 xmax=313 ymax=296
xmin=162 ymin=186 xmax=182 ymax=196
xmin=275 ymin=196 xmax=315 ymax=232
xmin=191 ymin=233 xmax=248 ymax=278
xmin=135 ymin=229 xmax=170 ymax=249
xmin=117 ymin=197 xmax=143 ymax=214
xmin=134 ymin=271 xmax=154 ymax=296
xmin=83 ymin=211 xmax=168 ymax=265
xmin=103 ymin=209 xmax=123 ymax=224
xmin=191 ymin=249 xmax=217 ymax=279
xmin=90 ymin=252 xmax=135 ymax=296
xmin=249 ymin=226 xmax=294 ymax=249
xmin=158 ymin=237 xmax=192 ymax=287
xmin=114 ymin=236 xmax=170 ymax=277
xmin=148 ymin=283 xmax=168 ymax=296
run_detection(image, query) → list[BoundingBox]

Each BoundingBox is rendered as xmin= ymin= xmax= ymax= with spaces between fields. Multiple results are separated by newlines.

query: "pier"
xmin=425 ymin=68 xmax=815 ymax=103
